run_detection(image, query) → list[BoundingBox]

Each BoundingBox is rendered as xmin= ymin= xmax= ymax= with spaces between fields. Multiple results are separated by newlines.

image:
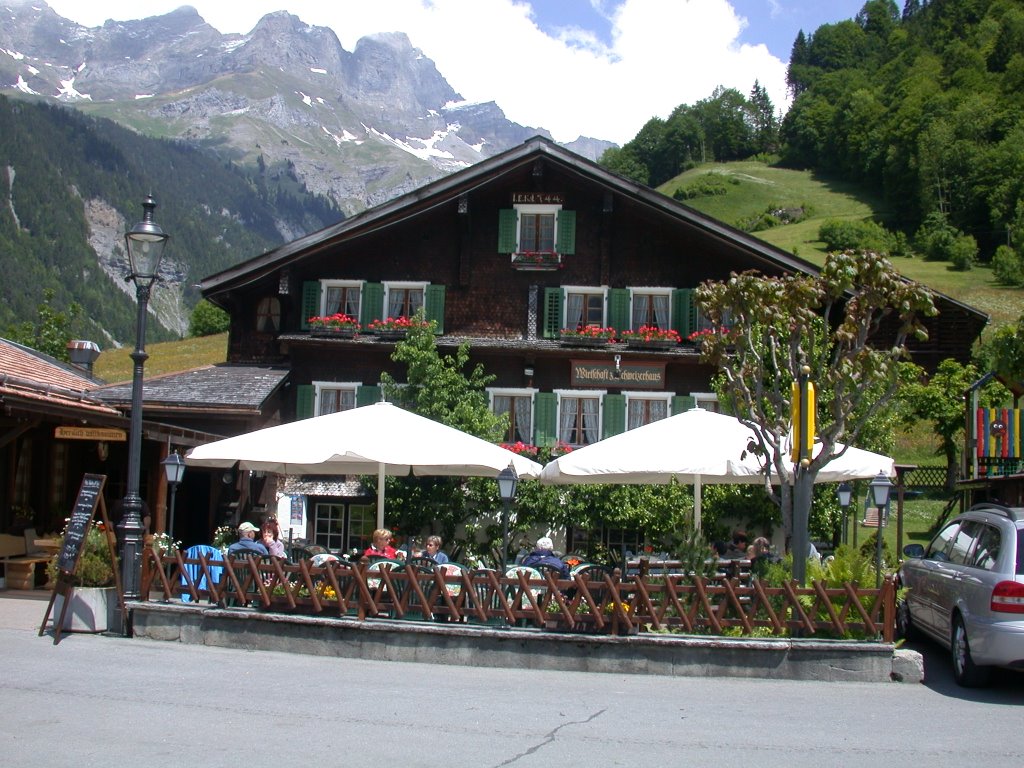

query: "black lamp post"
xmin=120 ymin=196 xmax=169 ymax=614
xmin=161 ymin=452 xmax=186 ymax=540
xmin=497 ymin=464 xmax=519 ymax=573
xmin=868 ymin=471 xmax=893 ymax=589
xmin=836 ymin=482 xmax=852 ymax=546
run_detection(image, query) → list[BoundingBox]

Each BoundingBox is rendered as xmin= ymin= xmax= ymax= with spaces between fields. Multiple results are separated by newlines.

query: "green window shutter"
xmin=542 ymin=287 xmax=563 ymax=339
xmin=357 ymin=385 xmax=381 ymax=407
xmin=296 ymin=385 xmax=315 ymax=419
xmin=360 ymin=282 xmax=384 ymax=326
xmin=498 ymin=209 xmax=517 ymax=254
xmin=424 ymin=284 xmax=445 ymax=334
xmin=557 ymin=210 xmax=576 ymax=255
xmin=602 ymin=394 xmax=625 ymax=438
xmin=607 ymin=288 xmax=630 ymax=333
xmin=672 ymin=395 xmax=696 ymax=415
xmin=672 ymin=288 xmax=697 ymax=338
xmin=300 ymin=281 xmax=321 ymax=330
xmin=534 ymin=393 xmax=558 ymax=447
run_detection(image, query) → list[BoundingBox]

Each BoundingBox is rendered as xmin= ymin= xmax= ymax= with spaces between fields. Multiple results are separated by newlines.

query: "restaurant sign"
xmin=55 ymin=426 xmax=127 ymax=442
xmin=570 ymin=359 xmax=665 ymax=389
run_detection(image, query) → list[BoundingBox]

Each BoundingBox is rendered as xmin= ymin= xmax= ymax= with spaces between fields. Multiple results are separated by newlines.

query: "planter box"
xmin=559 ymin=336 xmax=613 ymax=347
xmin=373 ymin=330 xmax=408 ymax=341
xmin=54 ymin=586 xmax=117 ymax=633
xmin=625 ymin=338 xmax=677 ymax=350
xmin=511 ymin=253 xmax=561 ymax=271
xmin=310 ymin=327 xmax=358 ymax=338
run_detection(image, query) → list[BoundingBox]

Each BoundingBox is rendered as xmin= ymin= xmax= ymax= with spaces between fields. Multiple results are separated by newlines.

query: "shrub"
xmin=991 ymin=245 xmax=1024 ymax=285
xmin=672 ymin=174 xmax=735 ymax=200
xmin=818 ymin=218 xmax=894 ymax=253
xmin=46 ymin=523 xmax=115 ymax=587
xmin=189 ymin=300 xmax=230 ymax=337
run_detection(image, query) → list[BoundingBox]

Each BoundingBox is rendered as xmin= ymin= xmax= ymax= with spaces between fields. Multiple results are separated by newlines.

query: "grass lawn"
xmin=94 ymin=332 xmax=228 ymax=383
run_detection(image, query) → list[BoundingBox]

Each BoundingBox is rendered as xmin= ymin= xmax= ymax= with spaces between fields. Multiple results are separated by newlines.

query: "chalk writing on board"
xmin=56 ymin=474 xmax=105 ymax=574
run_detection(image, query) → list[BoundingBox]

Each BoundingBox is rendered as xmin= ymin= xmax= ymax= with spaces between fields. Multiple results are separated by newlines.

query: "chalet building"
xmin=196 ymin=136 xmax=987 ymax=552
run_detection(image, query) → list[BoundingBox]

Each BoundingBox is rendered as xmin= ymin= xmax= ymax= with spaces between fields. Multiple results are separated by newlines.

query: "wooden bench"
xmin=1 ymin=532 xmax=52 ymax=589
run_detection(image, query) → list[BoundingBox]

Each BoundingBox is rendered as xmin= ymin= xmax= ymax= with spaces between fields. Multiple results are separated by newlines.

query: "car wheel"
xmin=951 ymin=614 xmax=991 ymax=687
xmin=895 ymin=598 xmax=917 ymax=640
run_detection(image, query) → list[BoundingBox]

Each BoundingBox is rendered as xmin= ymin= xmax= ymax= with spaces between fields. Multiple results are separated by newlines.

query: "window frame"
xmin=255 ymin=296 xmax=281 ymax=333
xmin=624 ymin=392 xmax=672 ymax=429
xmin=689 ymin=392 xmax=720 ymax=413
xmin=555 ymin=389 xmax=605 ymax=448
xmin=514 ymin=203 xmax=562 ymax=254
xmin=382 ymin=281 xmax=428 ymax=319
xmin=562 ymin=285 xmax=608 ymax=329
xmin=628 ymin=287 xmax=673 ymax=330
xmin=313 ymin=381 xmax=361 ymax=416
xmin=489 ymin=388 xmax=537 ymax=444
xmin=320 ymin=279 xmax=363 ymax=319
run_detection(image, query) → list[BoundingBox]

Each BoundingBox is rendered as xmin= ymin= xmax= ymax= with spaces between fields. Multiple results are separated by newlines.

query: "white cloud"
xmin=45 ymin=0 xmax=790 ymax=145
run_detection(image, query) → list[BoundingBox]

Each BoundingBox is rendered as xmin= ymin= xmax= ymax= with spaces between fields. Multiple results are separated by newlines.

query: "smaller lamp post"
xmin=868 ymin=471 xmax=893 ymax=589
xmin=836 ymin=482 xmax=852 ymax=546
xmin=497 ymin=464 xmax=519 ymax=574
xmin=161 ymin=452 xmax=186 ymax=540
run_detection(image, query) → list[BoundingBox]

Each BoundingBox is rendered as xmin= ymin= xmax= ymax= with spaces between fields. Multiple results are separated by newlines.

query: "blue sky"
xmin=44 ymin=0 xmax=871 ymax=144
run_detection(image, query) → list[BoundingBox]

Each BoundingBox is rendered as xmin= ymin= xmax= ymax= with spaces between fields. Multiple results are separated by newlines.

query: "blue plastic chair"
xmin=181 ymin=544 xmax=224 ymax=603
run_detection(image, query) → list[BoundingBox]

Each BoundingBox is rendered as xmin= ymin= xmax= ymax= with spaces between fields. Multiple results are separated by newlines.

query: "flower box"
xmin=620 ymin=326 xmax=681 ymax=349
xmin=310 ymin=326 xmax=358 ymax=338
xmin=373 ymin=329 xmax=408 ymax=341
xmin=625 ymin=338 xmax=677 ymax=350
xmin=308 ymin=313 xmax=360 ymax=337
xmin=511 ymin=251 xmax=561 ymax=271
xmin=367 ymin=316 xmax=430 ymax=339
xmin=560 ymin=335 xmax=613 ymax=347
xmin=559 ymin=327 xmax=616 ymax=346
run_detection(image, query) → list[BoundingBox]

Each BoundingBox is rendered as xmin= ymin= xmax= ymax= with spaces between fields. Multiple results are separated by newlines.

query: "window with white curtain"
xmin=321 ymin=280 xmax=362 ymax=318
xmin=625 ymin=393 xmax=671 ymax=429
xmin=556 ymin=390 xmax=603 ymax=447
xmin=490 ymin=389 xmax=536 ymax=444
xmin=690 ymin=392 xmax=720 ymax=413
xmin=314 ymin=382 xmax=360 ymax=415
xmin=564 ymin=286 xmax=606 ymax=329
xmin=383 ymin=281 xmax=426 ymax=319
xmin=515 ymin=203 xmax=560 ymax=253
xmin=630 ymin=288 xmax=671 ymax=330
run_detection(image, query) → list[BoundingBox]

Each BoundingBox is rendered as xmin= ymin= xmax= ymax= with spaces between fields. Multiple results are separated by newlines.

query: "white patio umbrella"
xmin=539 ymin=408 xmax=894 ymax=531
xmin=185 ymin=401 xmax=542 ymax=527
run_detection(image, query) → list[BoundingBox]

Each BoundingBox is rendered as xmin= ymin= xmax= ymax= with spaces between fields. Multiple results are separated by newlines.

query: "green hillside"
xmin=660 ymin=161 xmax=1021 ymax=330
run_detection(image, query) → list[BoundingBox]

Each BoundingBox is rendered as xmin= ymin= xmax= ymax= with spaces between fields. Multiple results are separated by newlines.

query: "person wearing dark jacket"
xmin=520 ymin=536 xmax=570 ymax=578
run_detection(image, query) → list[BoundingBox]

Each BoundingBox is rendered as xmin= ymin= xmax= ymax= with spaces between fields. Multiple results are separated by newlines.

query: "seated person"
xmin=362 ymin=527 xmax=398 ymax=561
xmin=723 ymin=529 xmax=749 ymax=559
xmin=260 ymin=517 xmax=286 ymax=558
xmin=227 ymin=522 xmax=269 ymax=557
xmin=423 ymin=534 xmax=449 ymax=564
xmin=520 ymin=536 xmax=570 ymax=578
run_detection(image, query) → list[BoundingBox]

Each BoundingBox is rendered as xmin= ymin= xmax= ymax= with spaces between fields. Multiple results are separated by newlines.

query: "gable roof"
xmin=201 ymin=136 xmax=827 ymax=298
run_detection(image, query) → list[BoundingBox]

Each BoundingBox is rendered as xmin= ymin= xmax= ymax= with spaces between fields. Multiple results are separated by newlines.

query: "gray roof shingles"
xmin=92 ymin=364 xmax=289 ymax=409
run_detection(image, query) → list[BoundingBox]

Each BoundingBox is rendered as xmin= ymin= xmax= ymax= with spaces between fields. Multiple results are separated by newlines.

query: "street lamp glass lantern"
xmin=868 ymin=471 xmax=893 ymax=508
xmin=125 ymin=195 xmax=169 ymax=287
xmin=497 ymin=465 xmax=518 ymax=501
xmin=836 ymin=482 xmax=852 ymax=508
xmin=162 ymin=452 xmax=186 ymax=486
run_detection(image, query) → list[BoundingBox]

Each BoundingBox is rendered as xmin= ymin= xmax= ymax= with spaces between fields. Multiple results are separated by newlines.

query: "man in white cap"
xmin=521 ymin=535 xmax=569 ymax=577
xmin=227 ymin=521 xmax=269 ymax=556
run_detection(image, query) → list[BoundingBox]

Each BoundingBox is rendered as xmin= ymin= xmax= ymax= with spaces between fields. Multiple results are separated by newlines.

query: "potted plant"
xmin=308 ymin=312 xmax=360 ymax=337
xmin=367 ymin=315 xmax=429 ymax=340
xmin=620 ymin=325 xmax=682 ymax=349
xmin=46 ymin=521 xmax=117 ymax=633
xmin=558 ymin=326 xmax=617 ymax=346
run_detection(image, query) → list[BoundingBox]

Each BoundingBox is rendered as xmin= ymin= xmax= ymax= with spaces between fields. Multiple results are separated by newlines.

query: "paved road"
xmin=2 ymin=591 xmax=1022 ymax=767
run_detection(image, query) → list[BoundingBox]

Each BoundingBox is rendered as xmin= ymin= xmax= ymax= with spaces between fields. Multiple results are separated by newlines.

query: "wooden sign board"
xmin=39 ymin=474 xmax=124 ymax=644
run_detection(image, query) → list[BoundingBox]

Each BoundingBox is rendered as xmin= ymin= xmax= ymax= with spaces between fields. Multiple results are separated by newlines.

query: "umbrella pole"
xmin=694 ymin=475 xmax=702 ymax=534
xmin=377 ymin=465 xmax=385 ymax=529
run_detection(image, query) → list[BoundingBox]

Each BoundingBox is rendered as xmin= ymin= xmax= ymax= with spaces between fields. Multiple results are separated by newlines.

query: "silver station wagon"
xmin=897 ymin=503 xmax=1024 ymax=686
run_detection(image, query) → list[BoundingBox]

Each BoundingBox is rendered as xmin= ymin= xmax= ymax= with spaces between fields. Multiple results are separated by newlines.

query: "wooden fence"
xmin=139 ymin=549 xmax=895 ymax=642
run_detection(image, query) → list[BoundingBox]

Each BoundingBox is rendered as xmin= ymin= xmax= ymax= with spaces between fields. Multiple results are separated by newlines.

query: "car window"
xmin=1017 ymin=529 xmax=1024 ymax=576
xmin=926 ymin=521 xmax=961 ymax=561
xmin=947 ymin=520 xmax=978 ymax=565
xmin=968 ymin=524 xmax=1000 ymax=571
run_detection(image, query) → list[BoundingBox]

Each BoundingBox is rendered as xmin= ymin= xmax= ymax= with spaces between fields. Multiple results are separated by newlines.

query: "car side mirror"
xmin=902 ymin=543 xmax=925 ymax=558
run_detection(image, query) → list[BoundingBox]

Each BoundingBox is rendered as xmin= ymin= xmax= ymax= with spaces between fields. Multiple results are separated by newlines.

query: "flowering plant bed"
xmin=559 ymin=326 xmax=617 ymax=345
xmin=687 ymin=326 xmax=730 ymax=344
xmin=309 ymin=313 xmax=360 ymax=336
xmin=367 ymin=316 xmax=430 ymax=339
xmin=510 ymin=251 xmax=561 ymax=270
xmin=620 ymin=326 xmax=681 ymax=348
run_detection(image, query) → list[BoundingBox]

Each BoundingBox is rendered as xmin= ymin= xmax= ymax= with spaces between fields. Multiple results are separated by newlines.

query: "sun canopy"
xmin=186 ymin=401 xmax=542 ymax=526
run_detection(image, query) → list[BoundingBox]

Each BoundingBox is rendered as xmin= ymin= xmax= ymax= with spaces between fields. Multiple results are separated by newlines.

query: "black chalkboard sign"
xmin=56 ymin=474 xmax=105 ymax=574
